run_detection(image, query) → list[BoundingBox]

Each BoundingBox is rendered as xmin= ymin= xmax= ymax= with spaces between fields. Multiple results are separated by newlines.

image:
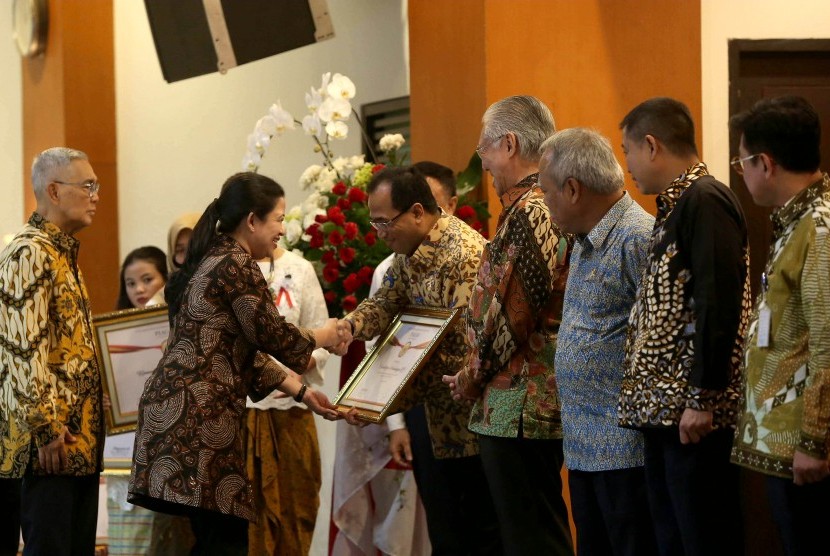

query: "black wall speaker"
xmin=144 ymin=0 xmax=334 ymax=83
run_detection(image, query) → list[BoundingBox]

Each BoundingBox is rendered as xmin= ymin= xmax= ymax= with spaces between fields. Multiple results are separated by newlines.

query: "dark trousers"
xmin=188 ymin=507 xmax=248 ymax=556
xmin=568 ymin=467 xmax=658 ymax=556
xmin=406 ymin=405 xmax=501 ymax=556
xmin=478 ymin=434 xmax=574 ymax=556
xmin=643 ymin=428 xmax=742 ymax=556
xmin=766 ymin=472 xmax=830 ymax=556
xmin=20 ymin=474 xmax=100 ymax=556
xmin=0 ymin=478 xmax=21 ymax=556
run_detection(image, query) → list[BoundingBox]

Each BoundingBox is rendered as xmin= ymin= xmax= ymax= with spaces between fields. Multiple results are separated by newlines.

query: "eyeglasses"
xmin=729 ymin=154 xmax=760 ymax=176
xmin=54 ymin=179 xmax=101 ymax=198
xmin=370 ymin=203 xmax=414 ymax=231
xmin=475 ymin=134 xmax=505 ymax=156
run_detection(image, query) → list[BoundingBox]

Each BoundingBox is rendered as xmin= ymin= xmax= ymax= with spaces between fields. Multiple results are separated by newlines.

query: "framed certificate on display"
xmin=93 ymin=305 xmax=170 ymax=434
xmin=103 ymin=431 xmax=135 ymax=473
xmin=334 ymin=306 xmax=460 ymax=423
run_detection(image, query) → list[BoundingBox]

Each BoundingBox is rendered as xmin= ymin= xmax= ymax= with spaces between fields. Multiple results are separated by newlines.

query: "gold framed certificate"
xmin=334 ymin=306 xmax=460 ymax=423
xmin=92 ymin=305 xmax=170 ymax=435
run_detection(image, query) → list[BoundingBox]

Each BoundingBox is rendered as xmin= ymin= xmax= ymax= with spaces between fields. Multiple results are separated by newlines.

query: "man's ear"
xmin=644 ymin=134 xmax=659 ymax=161
xmin=46 ymin=181 xmax=60 ymax=204
xmin=565 ymin=177 xmax=582 ymax=205
xmin=412 ymin=202 xmax=425 ymax=221
xmin=446 ymin=196 xmax=458 ymax=215
xmin=759 ymin=153 xmax=775 ymax=178
xmin=504 ymin=132 xmax=517 ymax=157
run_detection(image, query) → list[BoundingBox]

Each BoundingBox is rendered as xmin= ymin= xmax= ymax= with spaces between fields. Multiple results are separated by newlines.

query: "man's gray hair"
xmin=540 ymin=128 xmax=624 ymax=195
xmin=482 ymin=95 xmax=555 ymax=163
xmin=31 ymin=147 xmax=89 ymax=198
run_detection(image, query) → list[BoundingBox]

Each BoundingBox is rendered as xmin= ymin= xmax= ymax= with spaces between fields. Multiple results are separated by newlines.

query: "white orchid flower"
xmin=242 ymin=151 xmax=261 ymax=172
xmin=379 ymin=133 xmax=406 ymax=152
xmin=247 ymin=131 xmax=270 ymax=154
xmin=268 ymin=102 xmax=295 ymax=135
xmin=325 ymin=120 xmax=349 ymax=140
xmin=302 ymin=113 xmax=323 ymax=138
xmin=327 ymin=73 xmax=356 ymax=100
xmin=256 ymin=115 xmax=277 ymax=136
xmin=305 ymin=86 xmax=324 ymax=113
xmin=349 ymin=155 xmax=366 ymax=168
xmin=318 ymin=97 xmax=352 ymax=123
xmin=319 ymin=72 xmax=332 ymax=93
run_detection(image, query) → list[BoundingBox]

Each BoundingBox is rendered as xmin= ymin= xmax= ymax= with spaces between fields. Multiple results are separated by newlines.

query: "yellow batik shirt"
xmin=0 ymin=212 xmax=103 ymax=477
xmin=347 ymin=213 xmax=486 ymax=458
xmin=732 ymin=173 xmax=830 ymax=479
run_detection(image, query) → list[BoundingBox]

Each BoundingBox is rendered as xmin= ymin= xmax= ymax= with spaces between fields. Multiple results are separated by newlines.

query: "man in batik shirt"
xmin=445 ymin=95 xmax=573 ymax=556
xmin=540 ymin=128 xmax=658 ymax=556
xmin=0 ymin=148 xmax=104 ymax=555
xmin=341 ymin=166 xmax=501 ymax=554
xmin=618 ymin=97 xmax=750 ymax=556
xmin=730 ymin=96 xmax=830 ymax=556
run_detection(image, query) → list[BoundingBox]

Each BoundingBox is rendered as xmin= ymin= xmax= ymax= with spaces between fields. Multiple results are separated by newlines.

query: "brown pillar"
xmin=22 ymin=0 xmax=118 ymax=311
xmin=409 ymin=0 xmax=702 ymax=228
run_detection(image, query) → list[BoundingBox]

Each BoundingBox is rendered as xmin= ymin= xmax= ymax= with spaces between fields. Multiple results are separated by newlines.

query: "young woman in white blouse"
xmin=245 ymin=220 xmax=331 ymax=555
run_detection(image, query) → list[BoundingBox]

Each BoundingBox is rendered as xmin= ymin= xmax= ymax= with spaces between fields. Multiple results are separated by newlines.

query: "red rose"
xmin=339 ymin=247 xmax=356 ymax=264
xmin=323 ymin=264 xmax=340 ymax=283
xmin=337 ymin=198 xmax=352 ymax=211
xmin=327 ymin=206 xmax=346 ymax=227
xmin=372 ymin=164 xmax=385 ymax=174
xmin=306 ymin=222 xmax=320 ymax=235
xmin=456 ymin=205 xmax=476 ymax=220
xmin=321 ymin=250 xmax=336 ymax=264
xmin=342 ymin=295 xmax=358 ymax=312
xmin=309 ymin=234 xmax=324 ymax=249
xmin=471 ymin=220 xmax=483 ymax=231
xmin=348 ymin=187 xmax=367 ymax=203
xmin=328 ymin=230 xmax=344 ymax=246
xmin=324 ymin=290 xmax=337 ymax=304
xmin=332 ymin=181 xmax=347 ymax=195
xmin=358 ymin=265 xmax=374 ymax=284
xmin=344 ymin=221 xmax=359 ymax=240
xmin=364 ymin=231 xmax=377 ymax=246
xmin=343 ymin=273 xmax=361 ymax=293
xmin=314 ymin=214 xmax=328 ymax=224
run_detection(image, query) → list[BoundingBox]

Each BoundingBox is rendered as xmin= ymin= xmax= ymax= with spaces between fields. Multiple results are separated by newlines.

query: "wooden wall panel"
xmin=411 ymin=0 xmax=702 ymax=231
xmin=22 ymin=0 xmax=118 ymax=311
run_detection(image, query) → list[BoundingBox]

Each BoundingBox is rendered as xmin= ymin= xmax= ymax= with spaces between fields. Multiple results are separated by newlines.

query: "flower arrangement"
xmin=242 ymin=72 xmax=489 ymax=316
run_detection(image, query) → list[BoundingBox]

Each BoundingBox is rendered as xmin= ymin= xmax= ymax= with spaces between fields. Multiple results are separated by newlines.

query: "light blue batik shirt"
xmin=555 ymin=193 xmax=654 ymax=471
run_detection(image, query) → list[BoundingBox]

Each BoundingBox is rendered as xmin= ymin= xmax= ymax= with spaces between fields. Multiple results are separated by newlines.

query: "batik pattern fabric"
xmin=555 ymin=193 xmax=653 ymax=471
xmin=128 ymin=234 xmax=315 ymax=522
xmin=732 ymin=173 xmax=830 ymax=478
xmin=460 ymin=174 xmax=571 ymax=440
xmin=245 ymin=249 xmax=328 ymax=554
xmin=0 ymin=212 xmax=103 ymax=478
xmin=619 ymin=163 xmax=751 ymax=431
xmin=347 ymin=213 xmax=486 ymax=459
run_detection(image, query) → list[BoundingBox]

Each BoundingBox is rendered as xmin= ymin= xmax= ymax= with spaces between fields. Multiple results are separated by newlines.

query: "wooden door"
xmin=728 ymin=38 xmax=830 ymax=556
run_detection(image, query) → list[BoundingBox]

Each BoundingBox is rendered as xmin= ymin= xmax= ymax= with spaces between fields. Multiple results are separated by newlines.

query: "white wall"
xmin=701 ymin=0 xmax=830 ymax=180
xmin=116 ymin=0 xmax=409 ymax=258
xmin=0 ymin=7 xmax=23 ymax=244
